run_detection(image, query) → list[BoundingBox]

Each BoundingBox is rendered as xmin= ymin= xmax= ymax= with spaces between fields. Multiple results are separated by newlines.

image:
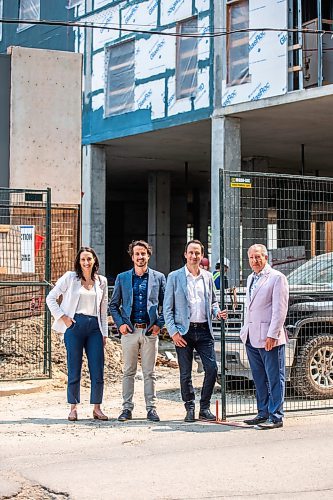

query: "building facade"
xmin=75 ymin=0 xmax=214 ymax=278
xmin=0 ymin=3 xmax=82 ymax=278
xmin=1 ymin=0 xmax=333 ymax=281
xmin=0 ymin=1 xmax=76 ymax=194
xmin=76 ymin=0 xmax=333 ymax=280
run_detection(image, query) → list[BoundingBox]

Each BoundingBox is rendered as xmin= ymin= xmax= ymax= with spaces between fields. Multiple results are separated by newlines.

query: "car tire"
xmin=291 ymin=334 xmax=333 ymax=399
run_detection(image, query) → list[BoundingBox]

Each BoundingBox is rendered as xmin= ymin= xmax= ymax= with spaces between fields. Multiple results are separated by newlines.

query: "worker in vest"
xmin=213 ymin=258 xmax=230 ymax=290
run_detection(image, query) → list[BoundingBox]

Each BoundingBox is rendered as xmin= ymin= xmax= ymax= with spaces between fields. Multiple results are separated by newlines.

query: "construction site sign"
xmin=20 ymin=225 xmax=35 ymax=273
xmin=230 ymin=177 xmax=252 ymax=189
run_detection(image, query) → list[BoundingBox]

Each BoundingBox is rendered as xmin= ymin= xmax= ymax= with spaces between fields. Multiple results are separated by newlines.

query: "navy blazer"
xmin=109 ymin=268 xmax=166 ymax=333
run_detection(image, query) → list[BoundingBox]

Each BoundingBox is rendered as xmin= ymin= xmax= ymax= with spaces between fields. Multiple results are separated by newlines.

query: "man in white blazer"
xmin=164 ymin=240 xmax=227 ymax=422
xmin=240 ymin=244 xmax=289 ymax=429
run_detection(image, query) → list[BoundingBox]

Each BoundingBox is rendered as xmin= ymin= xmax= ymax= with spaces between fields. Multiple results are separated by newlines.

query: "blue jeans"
xmin=64 ymin=313 xmax=104 ymax=404
xmin=246 ymin=338 xmax=285 ymax=422
xmin=176 ymin=324 xmax=217 ymax=411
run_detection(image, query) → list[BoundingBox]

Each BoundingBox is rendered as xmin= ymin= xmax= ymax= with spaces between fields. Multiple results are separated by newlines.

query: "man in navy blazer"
xmin=110 ymin=240 xmax=166 ymax=422
xmin=164 ymin=240 xmax=227 ymax=422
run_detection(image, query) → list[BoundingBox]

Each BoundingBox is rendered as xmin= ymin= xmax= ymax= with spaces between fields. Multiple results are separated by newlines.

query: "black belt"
xmin=189 ymin=322 xmax=208 ymax=328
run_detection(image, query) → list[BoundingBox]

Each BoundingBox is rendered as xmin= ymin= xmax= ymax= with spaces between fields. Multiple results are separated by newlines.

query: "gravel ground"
xmin=2 ymin=331 xmax=333 ymax=500
xmin=2 ymin=358 xmax=333 ymax=499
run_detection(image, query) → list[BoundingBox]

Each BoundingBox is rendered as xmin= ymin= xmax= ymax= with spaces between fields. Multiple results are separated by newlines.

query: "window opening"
xmin=226 ymin=0 xmax=250 ymax=86
xmin=17 ymin=0 xmax=40 ymax=32
xmin=176 ymin=17 xmax=198 ymax=99
xmin=105 ymin=40 xmax=135 ymax=117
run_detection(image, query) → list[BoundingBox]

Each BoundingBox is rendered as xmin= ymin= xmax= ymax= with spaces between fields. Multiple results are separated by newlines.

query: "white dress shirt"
xmin=185 ymin=266 xmax=207 ymax=322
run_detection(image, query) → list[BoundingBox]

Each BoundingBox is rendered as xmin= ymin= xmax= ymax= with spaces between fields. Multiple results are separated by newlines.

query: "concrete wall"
xmin=0 ymin=54 xmax=10 ymax=187
xmin=9 ymin=46 xmax=82 ymax=204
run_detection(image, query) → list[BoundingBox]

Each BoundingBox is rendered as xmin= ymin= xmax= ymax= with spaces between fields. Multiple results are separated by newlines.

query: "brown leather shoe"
xmin=68 ymin=409 xmax=78 ymax=421
xmin=93 ymin=410 xmax=108 ymax=421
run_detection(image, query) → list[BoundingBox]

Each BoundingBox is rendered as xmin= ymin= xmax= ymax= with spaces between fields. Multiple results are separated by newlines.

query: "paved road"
xmin=1 ymin=379 xmax=333 ymax=499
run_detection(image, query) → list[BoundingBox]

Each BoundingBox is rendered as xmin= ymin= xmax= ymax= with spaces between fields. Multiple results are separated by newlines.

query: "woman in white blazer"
xmin=46 ymin=246 xmax=108 ymax=421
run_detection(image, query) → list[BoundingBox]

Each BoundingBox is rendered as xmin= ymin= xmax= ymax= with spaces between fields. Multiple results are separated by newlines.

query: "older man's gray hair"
xmin=247 ymin=244 xmax=268 ymax=257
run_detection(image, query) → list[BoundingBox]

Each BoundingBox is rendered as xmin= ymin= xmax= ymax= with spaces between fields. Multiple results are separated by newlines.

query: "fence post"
xmin=44 ymin=187 xmax=52 ymax=376
xmin=219 ymin=169 xmax=227 ymax=420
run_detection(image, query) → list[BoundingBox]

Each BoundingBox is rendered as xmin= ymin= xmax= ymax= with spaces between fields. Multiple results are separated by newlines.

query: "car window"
xmin=287 ymin=253 xmax=333 ymax=285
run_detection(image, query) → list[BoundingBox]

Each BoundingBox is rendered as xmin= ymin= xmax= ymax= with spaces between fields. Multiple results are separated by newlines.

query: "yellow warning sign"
xmin=230 ymin=177 xmax=252 ymax=188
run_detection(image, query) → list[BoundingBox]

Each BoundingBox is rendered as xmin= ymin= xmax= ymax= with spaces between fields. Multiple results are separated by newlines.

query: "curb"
xmin=0 ymin=379 xmax=51 ymax=397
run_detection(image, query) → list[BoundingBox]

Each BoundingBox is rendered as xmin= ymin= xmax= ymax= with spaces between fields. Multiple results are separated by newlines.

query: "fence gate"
xmin=0 ymin=188 xmax=51 ymax=381
xmin=219 ymin=171 xmax=333 ymax=417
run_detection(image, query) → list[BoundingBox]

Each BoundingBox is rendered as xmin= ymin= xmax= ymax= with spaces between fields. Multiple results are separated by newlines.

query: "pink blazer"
xmin=240 ymin=265 xmax=289 ymax=348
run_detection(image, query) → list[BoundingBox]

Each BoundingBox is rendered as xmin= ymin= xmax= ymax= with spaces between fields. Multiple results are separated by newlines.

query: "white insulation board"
xmin=222 ymin=0 xmax=288 ymax=107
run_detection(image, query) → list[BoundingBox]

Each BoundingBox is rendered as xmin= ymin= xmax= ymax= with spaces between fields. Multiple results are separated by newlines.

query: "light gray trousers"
xmin=121 ymin=327 xmax=159 ymax=411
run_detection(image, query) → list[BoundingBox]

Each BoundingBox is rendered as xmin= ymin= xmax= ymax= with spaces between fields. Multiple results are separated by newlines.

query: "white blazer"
xmin=46 ymin=271 xmax=108 ymax=337
xmin=240 ymin=265 xmax=289 ymax=348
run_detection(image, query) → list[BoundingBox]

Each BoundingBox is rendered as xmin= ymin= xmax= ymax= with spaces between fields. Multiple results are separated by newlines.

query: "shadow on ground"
xmin=0 ymin=417 xmax=250 ymax=433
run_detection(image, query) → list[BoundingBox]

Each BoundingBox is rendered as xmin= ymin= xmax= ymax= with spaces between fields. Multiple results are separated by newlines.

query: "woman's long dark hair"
xmin=74 ymin=246 xmax=99 ymax=281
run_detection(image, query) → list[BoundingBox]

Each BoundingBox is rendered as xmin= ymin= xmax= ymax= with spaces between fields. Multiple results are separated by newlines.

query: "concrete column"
xmin=211 ymin=115 xmax=241 ymax=286
xmin=170 ymin=193 xmax=187 ymax=270
xmin=199 ymin=188 xmax=209 ymax=256
xmin=82 ymin=144 xmax=106 ymax=273
xmin=148 ymin=172 xmax=170 ymax=275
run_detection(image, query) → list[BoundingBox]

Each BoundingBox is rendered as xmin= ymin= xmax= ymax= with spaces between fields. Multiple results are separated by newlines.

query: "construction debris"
xmin=0 ymin=317 xmax=123 ymax=386
xmin=155 ymin=353 xmax=178 ymax=369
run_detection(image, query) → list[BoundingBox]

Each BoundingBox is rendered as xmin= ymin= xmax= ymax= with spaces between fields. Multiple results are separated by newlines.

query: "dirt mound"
xmin=51 ymin=331 xmax=123 ymax=388
xmin=0 ymin=317 xmax=123 ymax=386
xmin=0 ymin=318 xmax=46 ymax=380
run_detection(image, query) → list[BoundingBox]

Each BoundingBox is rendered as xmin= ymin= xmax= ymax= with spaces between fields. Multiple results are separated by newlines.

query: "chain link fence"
xmin=218 ymin=171 xmax=333 ymax=416
xmin=0 ymin=188 xmax=79 ymax=381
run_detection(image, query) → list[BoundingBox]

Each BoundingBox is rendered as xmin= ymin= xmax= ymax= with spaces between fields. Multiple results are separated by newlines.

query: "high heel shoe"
xmin=93 ymin=410 xmax=108 ymax=421
xmin=68 ymin=409 xmax=78 ymax=421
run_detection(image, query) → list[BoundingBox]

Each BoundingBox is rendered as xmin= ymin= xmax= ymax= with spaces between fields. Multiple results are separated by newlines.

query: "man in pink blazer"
xmin=240 ymin=244 xmax=289 ymax=429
